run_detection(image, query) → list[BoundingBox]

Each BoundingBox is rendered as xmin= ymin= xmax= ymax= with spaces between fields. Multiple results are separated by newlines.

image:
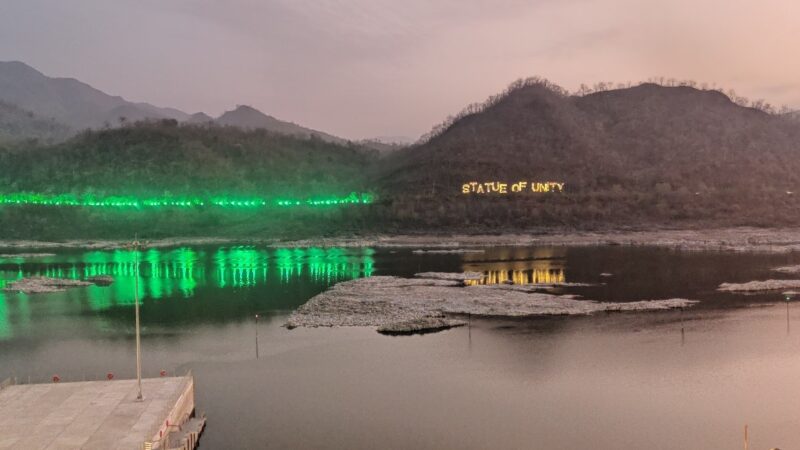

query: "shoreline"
xmin=2 ymin=227 xmax=800 ymax=252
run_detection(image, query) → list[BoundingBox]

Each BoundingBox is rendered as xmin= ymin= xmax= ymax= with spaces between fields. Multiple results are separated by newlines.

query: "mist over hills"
xmin=0 ymin=101 xmax=71 ymax=144
xmin=0 ymin=61 xmax=348 ymax=144
xmin=0 ymin=61 xmax=189 ymax=129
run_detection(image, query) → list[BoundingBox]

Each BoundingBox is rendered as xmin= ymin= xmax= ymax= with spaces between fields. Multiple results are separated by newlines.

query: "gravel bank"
xmin=3 ymin=277 xmax=94 ymax=293
xmin=3 ymin=276 xmax=115 ymax=293
xmin=286 ymin=274 xmax=697 ymax=333
xmin=0 ymin=253 xmax=57 ymax=258
xmin=773 ymin=265 xmax=800 ymax=274
xmin=718 ymin=279 xmax=800 ymax=292
xmin=6 ymin=227 xmax=800 ymax=253
xmin=377 ymin=317 xmax=467 ymax=335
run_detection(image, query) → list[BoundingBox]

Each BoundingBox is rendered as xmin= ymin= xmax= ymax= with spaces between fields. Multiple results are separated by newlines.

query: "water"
xmin=1 ymin=245 xmax=800 ymax=449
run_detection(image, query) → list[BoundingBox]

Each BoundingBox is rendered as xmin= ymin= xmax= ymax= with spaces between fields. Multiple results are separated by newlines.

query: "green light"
xmin=0 ymin=192 xmax=374 ymax=209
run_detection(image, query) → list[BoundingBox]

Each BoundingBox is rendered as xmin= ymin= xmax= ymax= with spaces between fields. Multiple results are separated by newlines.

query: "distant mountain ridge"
xmin=216 ymin=105 xmax=345 ymax=144
xmin=187 ymin=112 xmax=214 ymax=124
xmin=0 ymin=61 xmax=346 ymax=144
xmin=0 ymin=61 xmax=189 ymax=129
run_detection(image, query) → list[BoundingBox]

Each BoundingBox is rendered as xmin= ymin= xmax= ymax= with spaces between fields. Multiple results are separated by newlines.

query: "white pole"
xmin=255 ymin=314 xmax=259 ymax=359
xmin=134 ymin=235 xmax=143 ymax=401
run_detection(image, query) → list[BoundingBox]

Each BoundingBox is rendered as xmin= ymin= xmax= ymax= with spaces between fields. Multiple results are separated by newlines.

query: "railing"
xmin=142 ymin=370 xmax=195 ymax=450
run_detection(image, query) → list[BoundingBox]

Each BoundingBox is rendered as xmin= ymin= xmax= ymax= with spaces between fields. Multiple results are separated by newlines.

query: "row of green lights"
xmin=0 ymin=192 xmax=374 ymax=209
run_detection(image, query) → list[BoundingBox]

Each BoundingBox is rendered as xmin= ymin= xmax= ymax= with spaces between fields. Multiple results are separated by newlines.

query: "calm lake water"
xmin=2 ymin=245 xmax=800 ymax=449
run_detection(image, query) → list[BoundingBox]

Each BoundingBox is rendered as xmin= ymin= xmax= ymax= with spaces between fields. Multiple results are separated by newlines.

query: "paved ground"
xmin=0 ymin=377 xmax=189 ymax=450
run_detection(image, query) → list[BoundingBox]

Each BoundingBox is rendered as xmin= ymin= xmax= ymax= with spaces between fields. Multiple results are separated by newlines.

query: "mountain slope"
xmin=216 ymin=105 xmax=346 ymax=144
xmin=0 ymin=61 xmax=188 ymax=130
xmin=379 ymin=79 xmax=800 ymax=228
xmin=0 ymin=61 xmax=350 ymax=144
xmin=0 ymin=101 xmax=71 ymax=144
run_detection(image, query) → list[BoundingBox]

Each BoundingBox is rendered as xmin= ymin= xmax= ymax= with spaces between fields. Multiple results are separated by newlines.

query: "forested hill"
xmin=0 ymin=121 xmax=375 ymax=196
xmin=0 ymin=121 xmax=378 ymax=239
xmin=377 ymin=79 xmax=800 ymax=228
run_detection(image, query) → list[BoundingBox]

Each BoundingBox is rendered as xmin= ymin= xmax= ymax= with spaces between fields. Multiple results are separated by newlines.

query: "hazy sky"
xmin=1 ymin=0 xmax=798 ymax=140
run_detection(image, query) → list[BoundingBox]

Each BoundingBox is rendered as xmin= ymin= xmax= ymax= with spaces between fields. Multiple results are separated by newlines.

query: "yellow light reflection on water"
xmin=463 ymin=252 xmax=567 ymax=286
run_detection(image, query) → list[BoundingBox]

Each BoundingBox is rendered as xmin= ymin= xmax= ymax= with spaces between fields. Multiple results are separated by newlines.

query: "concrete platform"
xmin=0 ymin=376 xmax=195 ymax=450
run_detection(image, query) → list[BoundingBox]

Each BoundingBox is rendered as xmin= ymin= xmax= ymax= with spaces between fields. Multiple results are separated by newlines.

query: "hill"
xmin=216 ymin=105 xmax=346 ymax=144
xmin=0 ymin=101 xmax=71 ymax=144
xmin=378 ymin=79 xmax=800 ymax=229
xmin=0 ymin=61 xmax=189 ymax=130
xmin=0 ymin=121 xmax=377 ymax=238
xmin=187 ymin=112 xmax=214 ymax=124
xmin=5 ymin=73 xmax=800 ymax=237
xmin=0 ymin=61 xmax=348 ymax=144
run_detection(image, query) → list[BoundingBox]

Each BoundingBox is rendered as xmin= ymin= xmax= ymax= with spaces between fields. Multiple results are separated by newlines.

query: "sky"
xmin=0 ymin=0 xmax=799 ymax=140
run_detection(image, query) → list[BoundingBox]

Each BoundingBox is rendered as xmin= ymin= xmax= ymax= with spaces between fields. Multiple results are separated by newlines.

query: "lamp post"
xmin=255 ymin=314 xmax=260 ymax=359
xmin=785 ymin=291 xmax=796 ymax=336
xmin=134 ymin=235 xmax=143 ymax=401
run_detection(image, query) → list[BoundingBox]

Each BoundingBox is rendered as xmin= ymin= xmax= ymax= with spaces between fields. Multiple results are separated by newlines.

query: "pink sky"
xmin=1 ymin=0 xmax=798 ymax=140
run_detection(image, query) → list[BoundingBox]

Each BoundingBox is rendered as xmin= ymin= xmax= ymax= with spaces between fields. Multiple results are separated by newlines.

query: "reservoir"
xmin=1 ymin=245 xmax=799 ymax=449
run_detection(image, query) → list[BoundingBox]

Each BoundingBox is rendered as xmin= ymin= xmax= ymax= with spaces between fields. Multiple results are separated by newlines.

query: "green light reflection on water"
xmin=0 ymin=246 xmax=375 ymax=340
xmin=0 ymin=290 xmax=9 ymax=339
xmin=146 ymin=249 xmax=163 ymax=300
xmin=0 ymin=245 xmax=372 ymax=304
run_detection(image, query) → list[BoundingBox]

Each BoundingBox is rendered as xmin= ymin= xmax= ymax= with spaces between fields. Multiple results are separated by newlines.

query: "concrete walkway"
xmin=0 ymin=377 xmax=189 ymax=450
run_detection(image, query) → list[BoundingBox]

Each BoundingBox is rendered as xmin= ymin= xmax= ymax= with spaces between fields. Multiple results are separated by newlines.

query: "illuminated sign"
xmin=0 ymin=192 xmax=374 ymax=209
xmin=461 ymin=181 xmax=565 ymax=195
